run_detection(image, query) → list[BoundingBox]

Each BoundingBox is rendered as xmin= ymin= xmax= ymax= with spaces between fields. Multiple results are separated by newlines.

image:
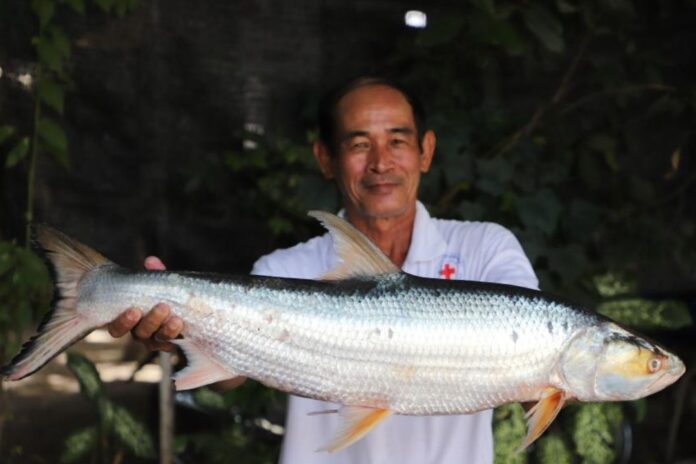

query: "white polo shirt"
xmin=251 ymin=201 xmax=538 ymax=464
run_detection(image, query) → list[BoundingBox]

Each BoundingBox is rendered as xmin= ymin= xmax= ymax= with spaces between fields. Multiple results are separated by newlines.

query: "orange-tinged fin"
xmin=316 ymin=406 xmax=392 ymax=453
xmin=171 ymin=339 xmax=241 ymax=390
xmin=308 ymin=211 xmax=399 ymax=280
xmin=518 ymin=388 xmax=566 ymax=452
xmin=2 ymin=226 xmax=110 ymax=381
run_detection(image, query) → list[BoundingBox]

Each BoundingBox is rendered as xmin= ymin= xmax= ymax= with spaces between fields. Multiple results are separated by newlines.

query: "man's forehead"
xmin=335 ymin=84 xmax=416 ymax=131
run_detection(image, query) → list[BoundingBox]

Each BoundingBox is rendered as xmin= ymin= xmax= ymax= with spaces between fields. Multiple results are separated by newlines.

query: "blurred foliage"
xmin=0 ymin=241 xmax=50 ymax=362
xmin=571 ymin=403 xmax=624 ymax=464
xmin=1 ymin=1 xmax=140 ymax=461
xmin=60 ymin=353 xmax=155 ymax=463
xmin=493 ymin=403 xmax=527 ymax=464
xmin=537 ymin=434 xmax=573 ymax=464
xmin=392 ymin=0 xmax=696 ymax=301
xmin=0 ymin=0 xmax=142 ymax=364
xmin=175 ymin=383 xmax=283 ymax=464
xmin=223 ymin=130 xmax=338 ymax=236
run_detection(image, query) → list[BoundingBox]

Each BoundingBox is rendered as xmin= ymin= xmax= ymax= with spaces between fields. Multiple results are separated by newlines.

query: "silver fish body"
xmin=2 ymin=213 xmax=686 ymax=452
xmin=79 ymin=265 xmax=665 ymax=414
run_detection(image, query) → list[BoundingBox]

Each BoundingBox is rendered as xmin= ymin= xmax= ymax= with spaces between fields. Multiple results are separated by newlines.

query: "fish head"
xmin=559 ymin=323 xmax=685 ymax=401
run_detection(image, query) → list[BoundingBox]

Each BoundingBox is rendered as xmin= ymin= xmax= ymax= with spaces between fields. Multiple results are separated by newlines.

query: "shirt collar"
xmin=404 ymin=200 xmax=447 ymax=264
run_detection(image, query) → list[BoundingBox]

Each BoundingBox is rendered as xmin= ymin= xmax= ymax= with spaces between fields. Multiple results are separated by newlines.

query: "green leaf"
xmin=60 ymin=426 xmax=97 ymax=463
xmin=98 ymin=397 xmax=115 ymax=430
xmin=35 ymin=37 xmax=64 ymax=73
xmin=537 ymin=433 xmax=572 ymax=464
xmin=492 ymin=404 xmax=527 ymax=463
xmin=0 ymin=125 xmax=16 ymax=145
xmin=66 ymin=352 xmax=104 ymax=400
xmin=629 ymin=399 xmax=647 ymax=423
xmin=48 ymin=25 xmax=72 ymax=59
xmin=31 ymin=0 xmax=55 ymax=28
xmin=0 ymin=243 xmax=15 ymax=275
xmin=63 ymin=0 xmax=86 ymax=14
xmin=516 ymin=189 xmax=562 ymax=235
xmin=590 ymin=271 xmax=636 ymax=297
xmin=268 ymin=216 xmax=292 ymax=236
xmin=192 ymin=387 xmax=228 ymax=411
xmin=586 ymin=134 xmax=619 ymax=171
xmin=523 ymin=4 xmax=565 ymax=53
xmin=475 ymin=156 xmax=514 ymax=196
xmin=572 ymin=403 xmax=622 ymax=464
xmin=457 ymin=200 xmax=485 ymax=221
xmin=596 ymin=298 xmax=692 ymax=330
xmin=470 ymin=14 xmax=527 ymax=56
xmin=5 ymin=137 xmax=30 ymax=168
xmin=38 ymin=78 xmax=65 ymax=114
xmin=37 ymin=117 xmax=69 ymax=167
xmin=111 ymin=404 xmax=156 ymax=458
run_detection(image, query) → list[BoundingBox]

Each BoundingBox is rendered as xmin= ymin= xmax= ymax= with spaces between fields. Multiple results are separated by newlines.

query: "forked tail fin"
xmin=1 ymin=226 xmax=112 ymax=381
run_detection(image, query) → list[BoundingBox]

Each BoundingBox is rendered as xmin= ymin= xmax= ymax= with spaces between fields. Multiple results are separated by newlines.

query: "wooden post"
xmin=159 ymin=352 xmax=174 ymax=464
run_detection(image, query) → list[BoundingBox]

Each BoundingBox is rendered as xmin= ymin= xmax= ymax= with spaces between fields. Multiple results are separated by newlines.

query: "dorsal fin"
xmin=308 ymin=211 xmax=400 ymax=280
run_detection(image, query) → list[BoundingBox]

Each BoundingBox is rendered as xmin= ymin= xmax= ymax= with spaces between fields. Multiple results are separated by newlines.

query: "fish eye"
xmin=648 ymin=357 xmax=662 ymax=373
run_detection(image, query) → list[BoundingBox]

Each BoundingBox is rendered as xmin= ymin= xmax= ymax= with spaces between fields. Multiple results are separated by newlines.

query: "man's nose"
xmin=368 ymin=143 xmax=392 ymax=173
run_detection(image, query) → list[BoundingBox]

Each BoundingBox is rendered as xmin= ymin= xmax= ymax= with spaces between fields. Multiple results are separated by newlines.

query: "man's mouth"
xmin=362 ymin=177 xmax=402 ymax=192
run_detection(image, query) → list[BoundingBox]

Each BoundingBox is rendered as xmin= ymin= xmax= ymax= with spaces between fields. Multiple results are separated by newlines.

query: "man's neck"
xmin=345 ymin=205 xmax=417 ymax=268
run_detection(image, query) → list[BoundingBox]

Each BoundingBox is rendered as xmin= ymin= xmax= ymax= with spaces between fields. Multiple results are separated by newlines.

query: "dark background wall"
xmin=1 ymin=0 xmax=435 ymax=272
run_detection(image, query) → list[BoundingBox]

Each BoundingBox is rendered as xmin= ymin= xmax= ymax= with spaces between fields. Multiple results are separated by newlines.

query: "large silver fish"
xmin=1 ymin=212 xmax=686 ymax=452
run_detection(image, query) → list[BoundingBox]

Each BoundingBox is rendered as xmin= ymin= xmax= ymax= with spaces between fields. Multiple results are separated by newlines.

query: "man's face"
xmin=315 ymin=84 xmax=435 ymax=220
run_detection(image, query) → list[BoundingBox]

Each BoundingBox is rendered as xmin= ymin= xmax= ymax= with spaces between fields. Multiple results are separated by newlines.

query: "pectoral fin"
xmin=316 ymin=405 xmax=392 ymax=453
xmin=171 ymin=339 xmax=242 ymax=390
xmin=518 ymin=388 xmax=566 ymax=452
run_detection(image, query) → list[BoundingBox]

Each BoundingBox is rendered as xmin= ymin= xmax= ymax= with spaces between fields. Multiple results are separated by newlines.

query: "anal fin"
xmin=316 ymin=405 xmax=392 ymax=453
xmin=171 ymin=339 xmax=241 ymax=390
xmin=518 ymin=387 xmax=566 ymax=452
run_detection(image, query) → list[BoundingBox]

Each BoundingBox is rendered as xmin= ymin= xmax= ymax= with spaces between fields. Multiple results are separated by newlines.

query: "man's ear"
xmin=419 ymin=130 xmax=436 ymax=173
xmin=313 ymin=140 xmax=334 ymax=179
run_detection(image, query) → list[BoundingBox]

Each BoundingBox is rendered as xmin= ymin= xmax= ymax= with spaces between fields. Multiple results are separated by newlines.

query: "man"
xmin=109 ymin=76 xmax=538 ymax=463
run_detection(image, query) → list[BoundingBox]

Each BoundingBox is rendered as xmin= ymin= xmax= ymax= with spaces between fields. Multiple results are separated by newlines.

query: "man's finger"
xmin=108 ymin=308 xmax=142 ymax=338
xmin=154 ymin=316 xmax=184 ymax=342
xmin=145 ymin=256 xmax=166 ymax=271
xmin=133 ymin=303 xmax=171 ymax=340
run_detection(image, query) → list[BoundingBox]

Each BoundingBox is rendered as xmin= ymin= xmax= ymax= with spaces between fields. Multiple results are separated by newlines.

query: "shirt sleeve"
xmin=250 ymin=254 xmax=285 ymax=278
xmin=478 ymin=224 xmax=539 ymax=290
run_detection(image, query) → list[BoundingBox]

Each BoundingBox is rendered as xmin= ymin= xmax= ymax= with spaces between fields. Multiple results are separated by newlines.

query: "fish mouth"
xmin=647 ymin=357 xmax=686 ymax=393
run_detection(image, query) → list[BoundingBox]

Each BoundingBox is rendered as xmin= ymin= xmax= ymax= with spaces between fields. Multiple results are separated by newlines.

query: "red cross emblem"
xmin=439 ymin=263 xmax=456 ymax=280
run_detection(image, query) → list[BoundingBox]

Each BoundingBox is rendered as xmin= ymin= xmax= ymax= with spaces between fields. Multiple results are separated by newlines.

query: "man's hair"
xmin=317 ymin=76 xmax=427 ymax=155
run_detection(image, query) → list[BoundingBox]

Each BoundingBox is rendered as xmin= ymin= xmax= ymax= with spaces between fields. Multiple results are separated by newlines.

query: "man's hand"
xmin=107 ymin=256 xmax=184 ymax=352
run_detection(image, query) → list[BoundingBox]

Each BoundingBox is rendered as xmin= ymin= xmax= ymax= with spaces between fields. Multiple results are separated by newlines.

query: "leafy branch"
xmin=484 ymin=34 xmax=592 ymax=159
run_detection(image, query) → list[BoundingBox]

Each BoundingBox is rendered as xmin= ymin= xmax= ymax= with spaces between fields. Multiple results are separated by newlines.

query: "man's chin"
xmin=358 ymin=202 xmax=411 ymax=220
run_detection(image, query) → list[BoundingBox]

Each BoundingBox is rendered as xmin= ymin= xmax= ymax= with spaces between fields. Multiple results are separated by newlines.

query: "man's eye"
xmin=391 ymin=139 xmax=406 ymax=146
xmin=352 ymin=142 xmax=370 ymax=150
